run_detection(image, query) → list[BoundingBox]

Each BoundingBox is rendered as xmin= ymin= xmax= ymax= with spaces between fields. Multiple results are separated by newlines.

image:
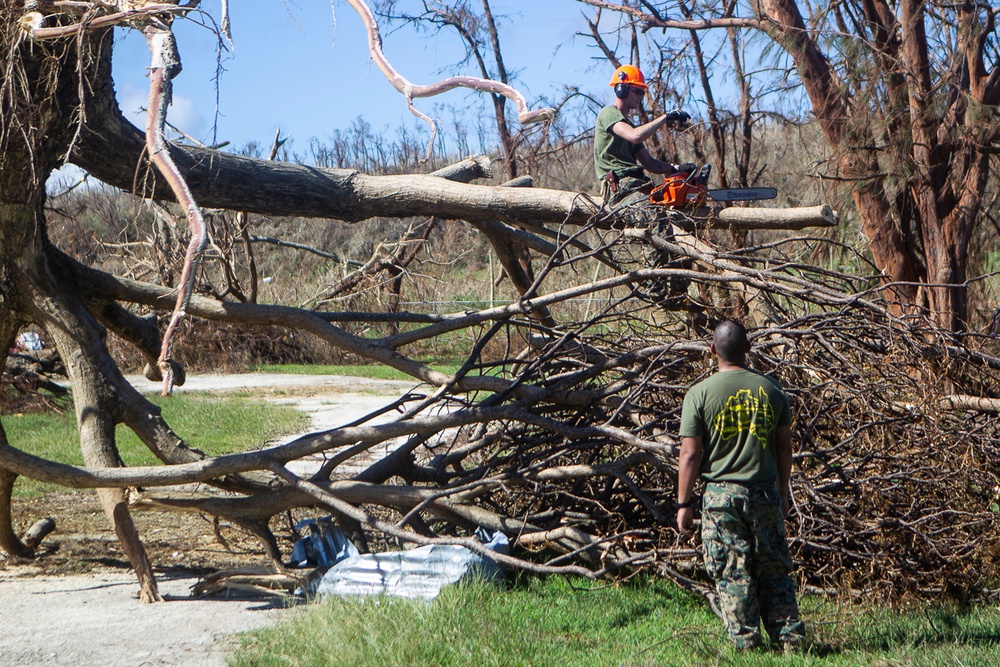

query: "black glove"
xmin=664 ymin=109 xmax=691 ymax=124
xmin=674 ymin=162 xmax=696 ymax=173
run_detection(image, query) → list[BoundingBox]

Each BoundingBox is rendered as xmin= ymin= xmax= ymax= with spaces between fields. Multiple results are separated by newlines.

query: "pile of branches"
xmin=461 ymin=304 xmax=1000 ymax=602
xmin=134 ymin=222 xmax=999 ymax=602
xmin=7 ymin=210 xmax=1000 ymax=605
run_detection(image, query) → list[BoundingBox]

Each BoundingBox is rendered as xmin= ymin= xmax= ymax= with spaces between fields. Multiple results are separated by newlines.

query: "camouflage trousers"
xmin=701 ymin=482 xmax=806 ymax=649
xmin=602 ymin=175 xmax=657 ymax=225
xmin=601 ymin=176 xmax=691 ymax=306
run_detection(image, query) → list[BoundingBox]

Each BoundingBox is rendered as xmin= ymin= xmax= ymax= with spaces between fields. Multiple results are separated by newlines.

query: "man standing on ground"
xmin=676 ymin=320 xmax=806 ymax=651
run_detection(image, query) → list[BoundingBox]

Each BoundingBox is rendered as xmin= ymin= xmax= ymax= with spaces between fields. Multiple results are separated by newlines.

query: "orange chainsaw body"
xmin=649 ymin=173 xmax=707 ymax=208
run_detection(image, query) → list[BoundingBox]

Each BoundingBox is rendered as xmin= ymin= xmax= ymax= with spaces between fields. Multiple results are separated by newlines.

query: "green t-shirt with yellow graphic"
xmin=679 ymin=368 xmax=791 ymax=485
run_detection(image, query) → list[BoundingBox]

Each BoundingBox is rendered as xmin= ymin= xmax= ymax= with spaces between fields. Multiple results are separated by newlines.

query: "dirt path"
xmin=0 ymin=570 xmax=295 ymax=666
xmin=0 ymin=373 xmax=417 ymax=667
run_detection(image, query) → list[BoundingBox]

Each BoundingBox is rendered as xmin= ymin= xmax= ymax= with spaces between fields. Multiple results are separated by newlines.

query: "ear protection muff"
xmin=614 ymin=70 xmax=629 ymax=99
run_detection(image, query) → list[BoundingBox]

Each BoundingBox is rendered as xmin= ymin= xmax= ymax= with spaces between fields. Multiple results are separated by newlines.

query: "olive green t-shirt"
xmin=679 ymin=368 xmax=791 ymax=485
xmin=594 ymin=105 xmax=643 ymax=184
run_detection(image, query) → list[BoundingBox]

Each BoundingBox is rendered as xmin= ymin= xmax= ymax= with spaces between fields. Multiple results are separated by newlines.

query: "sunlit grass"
xmin=4 ymin=393 xmax=307 ymax=497
xmin=230 ymin=576 xmax=1000 ymax=667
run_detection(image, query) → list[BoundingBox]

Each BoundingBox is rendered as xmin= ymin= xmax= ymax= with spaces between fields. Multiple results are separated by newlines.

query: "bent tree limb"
xmin=142 ymin=22 xmax=206 ymax=395
xmin=0 ymin=402 xmax=671 ymax=490
xmin=344 ymin=0 xmax=554 ymax=154
xmin=23 ymin=275 xmax=164 ymax=602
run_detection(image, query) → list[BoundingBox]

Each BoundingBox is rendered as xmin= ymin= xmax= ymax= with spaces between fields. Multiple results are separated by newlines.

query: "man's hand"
xmin=665 ymin=109 xmax=691 ymax=124
xmin=677 ymin=507 xmax=695 ymax=537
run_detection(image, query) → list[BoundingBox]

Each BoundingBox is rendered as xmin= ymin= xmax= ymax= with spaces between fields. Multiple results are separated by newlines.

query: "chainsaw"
xmin=649 ymin=165 xmax=777 ymax=208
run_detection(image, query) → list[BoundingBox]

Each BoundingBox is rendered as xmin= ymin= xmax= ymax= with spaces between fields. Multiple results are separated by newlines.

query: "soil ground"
xmin=0 ymin=373 xmax=417 ymax=667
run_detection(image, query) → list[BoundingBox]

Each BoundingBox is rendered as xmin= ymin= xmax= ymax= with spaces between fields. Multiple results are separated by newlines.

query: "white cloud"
xmin=117 ymin=83 xmax=205 ymax=140
xmin=166 ymin=94 xmax=202 ymax=135
xmin=119 ymin=83 xmax=148 ymax=124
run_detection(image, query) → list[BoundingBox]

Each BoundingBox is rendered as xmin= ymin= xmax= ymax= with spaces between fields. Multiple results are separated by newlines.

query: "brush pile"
xmin=356 ymin=228 xmax=1000 ymax=603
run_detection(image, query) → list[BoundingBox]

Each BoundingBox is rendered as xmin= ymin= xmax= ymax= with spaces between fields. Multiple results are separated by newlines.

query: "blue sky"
xmin=109 ymin=0 xmax=618 ymax=154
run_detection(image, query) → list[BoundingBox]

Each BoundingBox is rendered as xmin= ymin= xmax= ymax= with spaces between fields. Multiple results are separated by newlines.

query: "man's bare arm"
xmin=636 ymin=145 xmax=677 ymax=175
xmin=610 ymin=115 xmax=669 ymax=145
xmin=775 ymin=423 xmax=793 ymax=517
xmin=677 ymin=435 xmax=703 ymax=536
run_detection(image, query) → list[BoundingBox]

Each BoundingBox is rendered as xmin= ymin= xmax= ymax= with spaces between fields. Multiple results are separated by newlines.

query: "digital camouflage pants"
xmin=602 ymin=176 xmax=691 ymax=306
xmin=701 ymin=482 xmax=806 ymax=649
xmin=602 ymin=175 xmax=657 ymax=225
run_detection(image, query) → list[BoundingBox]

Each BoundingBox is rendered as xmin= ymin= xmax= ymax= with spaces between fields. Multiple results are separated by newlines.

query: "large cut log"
xmin=940 ymin=395 xmax=1000 ymax=413
xmin=716 ymin=204 xmax=838 ymax=230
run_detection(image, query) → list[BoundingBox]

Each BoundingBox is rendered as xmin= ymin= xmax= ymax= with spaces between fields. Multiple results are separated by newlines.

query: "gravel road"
xmin=0 ymin=373 xmax=418 ymax=667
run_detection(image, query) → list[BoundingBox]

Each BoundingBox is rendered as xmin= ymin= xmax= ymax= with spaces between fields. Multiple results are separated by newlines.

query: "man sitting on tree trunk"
xmin=594 ymin=64 xmax=694 ymax=308
xmin=594 ymin=64 xmax=692 ymax=215
xmin=676 ymin=320 xmax=807 ymax=652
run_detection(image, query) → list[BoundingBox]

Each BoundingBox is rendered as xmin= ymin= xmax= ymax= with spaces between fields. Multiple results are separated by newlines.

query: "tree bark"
xmin=0 ymin=15 xmax=164 ymax=601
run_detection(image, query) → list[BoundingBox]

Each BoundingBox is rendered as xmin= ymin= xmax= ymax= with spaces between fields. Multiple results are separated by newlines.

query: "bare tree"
xmin=6 ymin=1 xmax=997 ymax=611
xmin=375 ymin=0 xmax=523 ymax=180
xmin=580 ymin=0 xmax=1000 ymax=332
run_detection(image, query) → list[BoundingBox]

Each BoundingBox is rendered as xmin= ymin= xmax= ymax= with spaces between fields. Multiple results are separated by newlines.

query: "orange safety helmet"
xmin=609 ymin=65 xmax=647 ymax=90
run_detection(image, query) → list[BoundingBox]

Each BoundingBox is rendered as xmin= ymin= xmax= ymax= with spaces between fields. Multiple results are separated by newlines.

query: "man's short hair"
xmin=713 ymin=320 xmax=749 ymax=362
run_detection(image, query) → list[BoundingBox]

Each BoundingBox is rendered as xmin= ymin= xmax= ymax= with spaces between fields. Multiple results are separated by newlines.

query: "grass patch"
xmin=4 ymin=393 xmax=307 ymax=497
xmin=231 ymin=576 xmax=1000 ymax=667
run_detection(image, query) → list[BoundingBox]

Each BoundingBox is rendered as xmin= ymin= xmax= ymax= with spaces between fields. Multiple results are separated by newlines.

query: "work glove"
xmin=673 ymin=162 xmax=696 ymax=173
xmin=664 ymin=109 xmax=691 ymax=124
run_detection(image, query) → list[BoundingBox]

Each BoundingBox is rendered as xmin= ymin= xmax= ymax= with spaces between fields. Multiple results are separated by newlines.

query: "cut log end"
xmin=821 ymin=204 xmax=839 ymax=226
xmin=22 ymin=517 xmax=56 ymax=549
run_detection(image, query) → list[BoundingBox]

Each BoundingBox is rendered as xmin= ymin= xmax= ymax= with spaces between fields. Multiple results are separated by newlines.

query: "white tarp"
xmin=312 ymin=528 xmax=508 ymax=600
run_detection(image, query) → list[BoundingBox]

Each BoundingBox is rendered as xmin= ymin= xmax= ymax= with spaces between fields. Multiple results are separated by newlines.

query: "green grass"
xmin=230 ymin=576 xmax=1000 ymax=667
xmin=3 ymin=393 xmax=307 ymax=497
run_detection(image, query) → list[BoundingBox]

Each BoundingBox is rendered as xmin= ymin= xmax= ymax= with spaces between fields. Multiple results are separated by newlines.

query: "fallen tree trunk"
xmin=73 ymin=97 xmax=838 ymax=232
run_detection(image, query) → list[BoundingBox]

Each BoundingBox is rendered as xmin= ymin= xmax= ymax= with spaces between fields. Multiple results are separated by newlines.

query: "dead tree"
xmin=4 ymin=1 xmax=998 ymax=608
xmin=581 ymin=0 xmax=1000 ymax=332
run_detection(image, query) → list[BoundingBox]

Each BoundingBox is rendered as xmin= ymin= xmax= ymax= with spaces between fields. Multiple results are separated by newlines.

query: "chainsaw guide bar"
xmin=705 ymin=187 xmax=777 ymax=202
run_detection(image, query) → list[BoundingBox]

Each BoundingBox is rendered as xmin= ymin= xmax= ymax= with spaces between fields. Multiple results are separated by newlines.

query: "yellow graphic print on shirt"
xmin=711 ymin=386 xmax=776 ymax=445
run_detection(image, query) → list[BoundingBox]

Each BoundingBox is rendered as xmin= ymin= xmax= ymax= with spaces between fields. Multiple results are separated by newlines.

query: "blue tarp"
xmin=288 ymin=516 xmax=359 ymax=568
